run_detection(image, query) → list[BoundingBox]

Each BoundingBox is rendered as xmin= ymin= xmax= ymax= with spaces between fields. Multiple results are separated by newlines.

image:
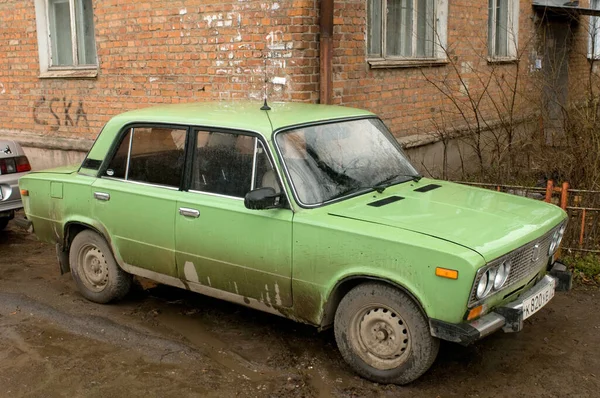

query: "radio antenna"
xmin=261 ymin=52 xmax=271 ymax=111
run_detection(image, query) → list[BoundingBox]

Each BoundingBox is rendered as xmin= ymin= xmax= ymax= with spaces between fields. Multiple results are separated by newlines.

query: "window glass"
xmin=192 ymin=131 xmax=255 ymax=197
xmin=254 ymin=141 xmax=282 ymax=193
xmin=386 ymin=0 xmax=413 ymax=57
xmin=105 ymin=127 xmax=186 ymax=188
xmin=46 ymin=0 xmax=98 ymax=67
xmin=590 ymin=0 xmax=600 ymax=59
xmin=367 ymin=0 xmax=383 ymax=56
xmin=105 ymin=129 xmax=131 ymax=179
xmin=75 ymin=0 xmax=97 ymax=65
xmin=369 ymin=0 xmax=437 ymax=59
xmin=276 ymin=119 xmax=418 ymax=206
xmin=488 ymin=0 xmax=514 ymax=58
xmin=49 ymin=0 xmax=74 ymax=66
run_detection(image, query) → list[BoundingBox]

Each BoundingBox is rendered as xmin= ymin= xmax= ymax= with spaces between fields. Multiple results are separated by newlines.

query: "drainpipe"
xmin=319 ymin=0 xmax=334 ymax=104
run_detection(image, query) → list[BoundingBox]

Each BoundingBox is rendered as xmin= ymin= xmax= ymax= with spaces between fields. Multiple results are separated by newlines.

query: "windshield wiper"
xmin=329 ymin=186 xmax=373 ymax=201
xmin=329 ymin=174 xmax=422 ymax=201
xmin=372 ymin=174 xmax=422 ymax=193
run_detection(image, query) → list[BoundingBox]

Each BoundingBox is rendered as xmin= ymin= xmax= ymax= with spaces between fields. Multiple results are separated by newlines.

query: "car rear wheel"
xmin=69 ymin=230 xmax=132 ymax=303
xmin=0 ymin=217 xmax=8 ymax=231
xmin=334 ymin=282 xmax=439 ymax=385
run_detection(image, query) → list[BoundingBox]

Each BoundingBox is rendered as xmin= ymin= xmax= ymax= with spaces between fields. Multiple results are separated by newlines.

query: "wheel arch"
xmin=319 ymin=275 xmax=429 ymax=330
xmin=59 ymin=220 xmax=114 ymax=274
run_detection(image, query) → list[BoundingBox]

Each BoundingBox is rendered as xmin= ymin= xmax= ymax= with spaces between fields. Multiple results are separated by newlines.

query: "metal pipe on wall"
xmin=319 ymin=0 xmax=334 ymax=104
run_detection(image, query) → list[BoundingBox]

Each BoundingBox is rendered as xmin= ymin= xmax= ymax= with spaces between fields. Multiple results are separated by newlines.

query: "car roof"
xmin=82 ymin=101 xmax=374 ymax=171
xmin=109 ymin=101 xmax=374 ymax=137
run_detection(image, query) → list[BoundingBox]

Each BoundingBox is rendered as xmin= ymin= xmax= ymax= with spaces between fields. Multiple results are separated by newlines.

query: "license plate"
xmin=522 ymin=279 xmax=556 ymax=320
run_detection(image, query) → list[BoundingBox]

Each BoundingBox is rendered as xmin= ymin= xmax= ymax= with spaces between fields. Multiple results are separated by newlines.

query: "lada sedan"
xmin=18 ymin=102 xmax=570 ymax=384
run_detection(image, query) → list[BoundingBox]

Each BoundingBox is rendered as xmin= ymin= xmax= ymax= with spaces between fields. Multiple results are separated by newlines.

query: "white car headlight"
xmin=476 ymin=269 xmax=494 ymax=299
xmin=494 ymin=260 xmax=511 ymax=290
xmin=549 ymin=223 xmax=567 ymax=256
xmin=556 ymin=224 xmax=566 ymax=246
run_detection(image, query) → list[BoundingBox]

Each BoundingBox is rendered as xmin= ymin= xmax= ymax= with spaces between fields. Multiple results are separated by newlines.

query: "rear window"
xmin=105 ymin=127 xmax=187 ymax=188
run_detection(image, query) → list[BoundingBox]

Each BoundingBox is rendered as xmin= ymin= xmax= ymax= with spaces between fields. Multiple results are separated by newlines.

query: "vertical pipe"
xmin=319 ymin=0 xmax=334 ymax=104
xmin=579 ymin=209 xmax=586 ymax=248
xmin=545 ymin=180 xmax=553 ymax=203
xmin=560 ymin=182 xmax=569 ymax=210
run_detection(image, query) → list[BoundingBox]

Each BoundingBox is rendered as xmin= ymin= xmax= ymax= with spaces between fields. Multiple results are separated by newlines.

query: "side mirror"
xmin=244 ymin=187 xmax=281 ymax=210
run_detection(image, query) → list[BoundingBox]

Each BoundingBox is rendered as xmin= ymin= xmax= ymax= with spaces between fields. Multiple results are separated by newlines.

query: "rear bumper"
xmin=0 ymin=200 xmax=23 ymax=214
xmin=430 ymin=262 xmax=572 ymax=345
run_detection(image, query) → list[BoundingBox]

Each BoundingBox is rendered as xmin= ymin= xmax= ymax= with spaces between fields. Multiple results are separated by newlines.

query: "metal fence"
xmin=457 ymin=181 xmax=600 ymax=254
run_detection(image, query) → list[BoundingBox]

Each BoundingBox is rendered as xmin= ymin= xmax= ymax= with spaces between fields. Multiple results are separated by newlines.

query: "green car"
xmin=19 ymin=102 xmax=570 ymax=384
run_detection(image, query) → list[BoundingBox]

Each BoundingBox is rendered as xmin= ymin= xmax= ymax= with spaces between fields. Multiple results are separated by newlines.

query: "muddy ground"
xmin=0 ymin=222 xmax=599 ymax=398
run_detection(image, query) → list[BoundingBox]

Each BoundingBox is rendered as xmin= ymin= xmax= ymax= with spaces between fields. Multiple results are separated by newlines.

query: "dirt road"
xmin=1 ymin=223 xmax=599 ymax=397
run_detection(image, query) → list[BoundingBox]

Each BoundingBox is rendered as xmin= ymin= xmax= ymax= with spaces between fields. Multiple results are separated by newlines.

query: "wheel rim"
xmin=349 ymin=305 xmax=411 ymax=370
xmin=76 ymin=244 xmax=109 ymax=292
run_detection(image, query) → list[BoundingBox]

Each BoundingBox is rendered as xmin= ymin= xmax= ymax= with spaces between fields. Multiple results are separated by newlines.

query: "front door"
xmin=93 ymin=125 xmax=188 ymax=277
xmin=175 ymin=129 xmax=293 ymax=307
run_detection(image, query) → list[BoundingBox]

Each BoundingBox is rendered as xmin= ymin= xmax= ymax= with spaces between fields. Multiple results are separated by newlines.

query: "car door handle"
xmin=179 ymin=207 xmax=200 ymax=218
xmin=94 ymin=192 xmax=110 ymax=201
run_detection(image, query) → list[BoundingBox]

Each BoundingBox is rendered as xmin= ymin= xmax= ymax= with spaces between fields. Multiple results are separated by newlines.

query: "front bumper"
xmin=430 ymin=262 xmax=572 ymax=345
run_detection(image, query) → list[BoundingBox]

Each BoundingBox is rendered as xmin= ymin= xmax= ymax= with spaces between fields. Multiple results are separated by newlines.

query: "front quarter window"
xmin=275 ymin=118 xmax=418 ymax=206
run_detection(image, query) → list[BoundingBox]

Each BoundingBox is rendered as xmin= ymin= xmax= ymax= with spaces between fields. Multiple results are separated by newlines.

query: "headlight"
xmin=556 ymin=224 xmax=566 ymax=246
xmin=494 ymin=260 xmax=511 ymax=290
xmin=549 ymin=223 xmax=567 ymax=255
xmin=476 ymin=269 xmax=494 ymax=299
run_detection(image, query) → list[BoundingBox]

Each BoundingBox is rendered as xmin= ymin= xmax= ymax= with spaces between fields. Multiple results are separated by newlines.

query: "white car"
xmin=0 ymin=140 xmax=31 ymax=230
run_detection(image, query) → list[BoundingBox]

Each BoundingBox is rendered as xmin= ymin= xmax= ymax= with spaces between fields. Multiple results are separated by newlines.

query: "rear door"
xmin=92 ymin=125 xmax=188 ymax=277
xmin=175 ymin=129 xmax=294 ymax=307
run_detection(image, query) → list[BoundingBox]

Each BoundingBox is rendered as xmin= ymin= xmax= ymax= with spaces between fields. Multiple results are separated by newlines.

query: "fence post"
xmin=545 ymin=180 xmax=554 ymax=203
xmin=560 ymin=182 xmax=569 ymax=210
xmin=580 ymin=208 xmax=586 ymax=248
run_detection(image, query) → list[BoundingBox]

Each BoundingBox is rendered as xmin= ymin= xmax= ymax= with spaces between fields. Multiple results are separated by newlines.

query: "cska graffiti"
xmin=33 ymin=96 xmax=89 ymax=131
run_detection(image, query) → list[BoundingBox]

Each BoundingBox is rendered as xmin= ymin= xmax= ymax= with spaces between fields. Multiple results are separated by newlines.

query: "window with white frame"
xmin=367 ymin=0 xmax=448 ymax=61
xmin=487 ymin=0 xmax=519 ymax=60
xmin=34 ymin=0 xmax=98 ymax=76
xmin=589 ymin=0 xmax=600 ymax=59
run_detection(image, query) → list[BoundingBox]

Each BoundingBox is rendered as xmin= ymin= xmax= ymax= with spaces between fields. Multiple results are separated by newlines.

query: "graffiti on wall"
xmin=33 ymin=97 xmax=89 ymax=131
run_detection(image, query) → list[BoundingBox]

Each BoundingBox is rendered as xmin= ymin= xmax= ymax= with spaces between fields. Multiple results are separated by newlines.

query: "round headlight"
xmin=548 ymin=231 xmax=559 ymax=255
xmin=556 ymin=224 xmax=566 ymax=246
xmin=476 ymin=270 xmax=494 ymax=299
xmin=494 ymin=260 xmax=511 ymax=290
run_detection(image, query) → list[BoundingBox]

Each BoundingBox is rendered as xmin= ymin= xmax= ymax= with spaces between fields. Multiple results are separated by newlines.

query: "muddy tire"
xmin=69 ymin=230 xmax=132 ymax=304
xmin=334 ymin=282 xmax=439 ymax=385
xmin=0 ymin=217 xmax=8 ymax=231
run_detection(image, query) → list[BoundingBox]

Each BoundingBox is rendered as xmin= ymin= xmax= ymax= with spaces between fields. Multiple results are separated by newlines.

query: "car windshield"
xmin=275 ymin=118 xmax=419 ymax=206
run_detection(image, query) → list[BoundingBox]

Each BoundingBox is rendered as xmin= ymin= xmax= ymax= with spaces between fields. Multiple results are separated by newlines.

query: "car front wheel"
xmin=334 ymin=282 xmax=439 ymax=385
xmin=69 ymin=230 xmax=132 ymax=303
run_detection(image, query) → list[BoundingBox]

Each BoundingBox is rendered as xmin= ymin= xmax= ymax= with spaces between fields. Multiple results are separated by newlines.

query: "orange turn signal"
xmin=20 ymin=189 xmax=29 ymax=196
xmin=435 ymin=267 xmax=458 ymax=280
xmin=467 ymin=305 xmax=484 ymax=321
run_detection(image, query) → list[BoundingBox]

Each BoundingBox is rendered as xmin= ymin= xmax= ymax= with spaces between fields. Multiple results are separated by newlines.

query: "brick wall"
xmin=0 ymin=0 xmax=597 ymax=156
xmin=0 ymin=0 xmax=319 ymax=140
xmin=331 ymin=0 xmax=546 ymax=139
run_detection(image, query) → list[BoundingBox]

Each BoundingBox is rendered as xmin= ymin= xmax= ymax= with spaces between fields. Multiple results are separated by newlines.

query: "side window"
xmin=192 ymin=131 xmax=255 ymax=197
xmin=105 ymin=126 xmax=187 ymax=188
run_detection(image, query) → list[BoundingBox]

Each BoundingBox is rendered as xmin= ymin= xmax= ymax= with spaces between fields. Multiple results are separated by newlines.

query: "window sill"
xmin=367 ymin=58 xmax=449 ymax=69
xmin=487 ymin=57 xmax=518 ymax=65
xmin=39 ymin=69 xmax=98 ymax=79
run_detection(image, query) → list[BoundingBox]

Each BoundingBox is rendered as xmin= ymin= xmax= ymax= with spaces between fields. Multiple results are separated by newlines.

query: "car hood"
xmin=327 ymin=179 xmax=566 ymax=262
